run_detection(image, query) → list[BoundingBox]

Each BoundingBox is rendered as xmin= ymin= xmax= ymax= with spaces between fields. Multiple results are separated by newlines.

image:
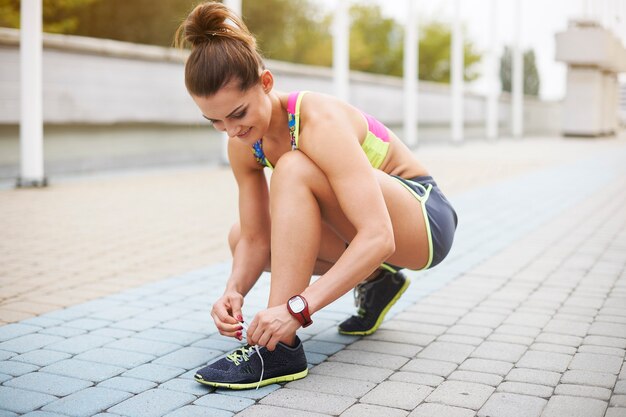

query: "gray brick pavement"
xmin=0 ymin=140 xmax=625 ymax=416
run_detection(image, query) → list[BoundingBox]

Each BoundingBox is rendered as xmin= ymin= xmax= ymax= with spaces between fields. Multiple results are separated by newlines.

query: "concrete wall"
xmin=0 ymin=28 xmax=561 ymax=135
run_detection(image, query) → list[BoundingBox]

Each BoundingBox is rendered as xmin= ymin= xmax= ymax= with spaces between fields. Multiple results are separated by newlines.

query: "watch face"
xmin=289 ymin=297 xmax=305 ymax=313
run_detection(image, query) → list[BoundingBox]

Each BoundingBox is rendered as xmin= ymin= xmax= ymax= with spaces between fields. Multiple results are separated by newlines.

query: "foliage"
xmin=0 ymin=0 xmax=99 ymax=33
xmin=500 ymin=45 xmax=540 ymax=96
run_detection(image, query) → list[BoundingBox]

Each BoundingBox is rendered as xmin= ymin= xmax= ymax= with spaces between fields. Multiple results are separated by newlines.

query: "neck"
xmin=263 ymin=91 xmax=289 ymax=143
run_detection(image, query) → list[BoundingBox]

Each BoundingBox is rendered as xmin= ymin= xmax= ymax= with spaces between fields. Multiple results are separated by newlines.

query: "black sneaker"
xmin=194 ymin=336 xmax=308 ymax=390
xmin=338 ymin=269 xmax=410 ymax=335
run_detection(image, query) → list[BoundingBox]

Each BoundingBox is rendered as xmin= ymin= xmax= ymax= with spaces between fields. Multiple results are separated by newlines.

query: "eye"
xmin=231 ymin=111 xmax=246 ymax=120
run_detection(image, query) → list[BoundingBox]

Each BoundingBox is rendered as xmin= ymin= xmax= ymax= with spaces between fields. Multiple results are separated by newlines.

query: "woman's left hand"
xmin=246 ymin=304 xmax=301 ymax=351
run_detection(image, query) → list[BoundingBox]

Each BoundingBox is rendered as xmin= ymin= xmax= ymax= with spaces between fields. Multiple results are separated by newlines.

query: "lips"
xmin=237 ymin=127 xmax=252 ymax=138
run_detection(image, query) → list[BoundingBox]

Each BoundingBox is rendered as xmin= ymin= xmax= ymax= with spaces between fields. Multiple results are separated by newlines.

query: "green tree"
xmin=0 ymin=0 xmax=99 ymax=33
xmin=499 ymin=46 xmax=540 ymax=96
xmin=418 ymin=20 xmax=482 ymax=83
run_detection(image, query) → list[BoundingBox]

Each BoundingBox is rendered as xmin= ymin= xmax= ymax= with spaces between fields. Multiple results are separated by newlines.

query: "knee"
xmin=271 ymin=151 xmax=319 ymax=187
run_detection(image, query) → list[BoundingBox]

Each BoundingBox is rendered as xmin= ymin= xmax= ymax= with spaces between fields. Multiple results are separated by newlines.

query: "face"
xmin=192 ymin=70 xmax=274 ymax=145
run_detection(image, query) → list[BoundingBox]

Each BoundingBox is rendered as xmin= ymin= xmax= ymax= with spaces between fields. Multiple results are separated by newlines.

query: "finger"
xmin=256 ymin=329 xmax=272 ymax=349
xmin=266 ymin=334 xmax=281 ymax=352
xmin=213 ymin=302 xmax=238 ymax=325
xmin=230 ymin=297 xmax=244 ymax=323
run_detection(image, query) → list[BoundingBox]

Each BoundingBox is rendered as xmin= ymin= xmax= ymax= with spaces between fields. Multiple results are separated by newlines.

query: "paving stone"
xmin=379 ymin=320 xmax=448 ymax=336
xmin=11 ymin=350 xmax=71 ymax=366
xmin=447 ymin=325 xmax=493 ymax=338
xmin=471 ymin=341 xmax=527 ymax=362
xmin=541 ymin=395 xmax=607 ymax=417
xmin=122 ymin=363 xmax=185 ymax=383
xmin=493 ymin=324 xmax=541 ymax=338
xmin=568 ymin=352 xmax=623 ymax=374
xmin=90 ymin=328 xmax=136 ymax=339
xmin=543 ymin=319 xmax=590 ymax=337
xmin=487 ymin=333 xmax=535 ymax=346
xmin=5 ymin=372 xmax=93 ymax=396
xmin=516 ymin=351 xmax=572 ymax=373
xmin=215 ymin=383 xmax=280 ymax=400
xmin=359 ymin=380 xmax=432 ymax=410
xmin=0 ymin=360 xmax=39 ymax=376
xmin=0 ymin=324 xmax=42 ymax=342
xmin=21 ymin=412 xmax=69 ymax=417
xmin=38 ymin=327 xmax=87 ymax=338
xmin=535 ymin=333 xmax=582 ymax=348
xmin=328 ymin=349 xmax=408 ymax=370
xmin=0 ymin=373 xmax=11 ymax=383
xmin=477 ymin=392 xmax=547 ymax=417
xmin=303 ymin=340 xmax=345 ymax=356
xmin=401 ymin=358 xmax=458 ymax=377
xmin=159 ymin=378 xmax=209 ymax=396
xmin=64 ymin=318 xmax=111 ymax=331
xmin=583 ymin=335 xmax=626 ymax=349
xmin=75 ymin=348 xmax=155 ymax=368
xmin=133 ymin=328 xmax=205 ymax=346
xmin=90 ymin=306 xmax=145 ymax=321
xmin=560 ymin=370 xmax=617 ymax=389
xmin=448 ymin=370 xmax=503 ymax=387
xmin=605 ymin=408 xmax=626 ymax=417
xmin=553 ymin=384 xmax=611 ymax=400
xmin=458 ymin=358 xmax=513 ymax=376
xmin=285 ymin=373 xmax=375 ymax=398
xmin=234 ymin=404 xmax=331 ymax=417
xmin=588 ymin=322 xmax=626 ymax=338
xmin=105 ymin=337 xmax=181 ymax=356
xmin=310 ymin=362 xmax=392 ymax=383
xmin=0 ymin=386 xmax=56 ymax=414
xmin=108 ymin=389 xmax=195 ymax=417
xmin=577 ymin=345 xmax=625 ymax=356
xmin=153 ymin=346 xmax=221 ymax=369
xmin=505 ymin=368 xmax=562 ymax=387
xmin=389 ymin=371 xmax=444 ymax=387
xmin=164 ymin=405 xmax=233 ymax=417
xmin=97 ymin=376 xmax=158 ymax=394
xmin=504 ymin=312 xmax=552 ymax=328
xmin=341 ymin=403 xmax=408 ymax=417
xmin=310 ymin=328 xmax=360 ymax=345
xmin=616 ymin=380 xmax=626 ymax=394
xmin=345 ymin=340 xmax=421 ymax=357
xmin=394 ymin=311 xmax=458 ymax=326
xmin=496 ymin=381 xmax=552 ymax=398
xmin=367 ymin=329 xmax=436 ymax=346
xmin=408 ymin=403 xmax=475 ymax=417
xmin=260 ymin=387 xmax=356 ymax=415
xmin=417 ymin=342 xmax=475 ymax=364
xmin=41 ymin=387 xmax=131 ymax=417
xmin=457 ymin=312 xmax=507 ymax=329
xmin=0 ymin=334 xmax=64 ymax=354
xmin=426 ymin=380 xmax=494 ymax=410
xmin=46 ymin=335 xmax=114 ymax=355
xmin=305 ymin=352 xmax=327 ymax=365
xmin=194 ymin=393 xmax=254 ymax=412
xmin=529 ymin=343 xmax=576 ymax=355
xmin=111 ymin=319 xmax=160 ymax=332
xmin=41 ymin=359 xmax=124 ymax=382
xmin=611 ymin=396 xmax=626 ymax=407
xmin=438 ymin=334 xmax=484 ymax=346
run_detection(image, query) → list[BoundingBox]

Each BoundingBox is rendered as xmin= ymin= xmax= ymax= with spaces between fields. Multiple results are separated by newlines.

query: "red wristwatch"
xmin=287 ymin=295 xmax=313 ymax=328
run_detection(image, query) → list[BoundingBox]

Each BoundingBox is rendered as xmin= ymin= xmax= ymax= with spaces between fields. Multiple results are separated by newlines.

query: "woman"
xmin=175 ymin=1 xmax=457 ymax=390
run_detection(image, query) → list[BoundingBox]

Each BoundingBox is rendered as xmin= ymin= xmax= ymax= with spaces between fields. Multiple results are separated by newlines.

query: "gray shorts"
xmin=391 ymin=175 xmax=458 ymax=269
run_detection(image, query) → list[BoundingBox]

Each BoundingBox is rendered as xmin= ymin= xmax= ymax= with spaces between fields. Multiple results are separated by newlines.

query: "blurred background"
xmin=1 ymin=0 xmax=625 ymax=184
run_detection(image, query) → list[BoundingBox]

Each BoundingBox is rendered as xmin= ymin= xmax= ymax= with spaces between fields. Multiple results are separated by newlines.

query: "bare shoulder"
xmin=227 ymin=136 xmax=263 ymax=180
xmin=298 ymin=92 xmax=366 ymax=139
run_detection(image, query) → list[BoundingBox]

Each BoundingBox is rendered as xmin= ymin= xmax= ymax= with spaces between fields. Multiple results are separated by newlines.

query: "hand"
xmin=246 ymin=304 xmax=301 ymax=351
xmin=211 ymin=291 xmax=245 ymax=340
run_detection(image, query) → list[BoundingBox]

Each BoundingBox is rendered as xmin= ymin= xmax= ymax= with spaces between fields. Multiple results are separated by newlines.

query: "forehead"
xmin=193 ymin=81 xmax=253 ymax=117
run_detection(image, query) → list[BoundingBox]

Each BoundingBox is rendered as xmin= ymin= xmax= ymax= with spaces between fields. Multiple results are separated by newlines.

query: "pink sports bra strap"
xmin=362 ymin=112 xmax=390 ymax=143
xmin=287 ymin=91 xmax=300 ymax=115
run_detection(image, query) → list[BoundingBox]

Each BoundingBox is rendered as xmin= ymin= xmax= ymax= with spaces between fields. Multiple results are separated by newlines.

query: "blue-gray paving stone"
xmin=159 ymin=378 xmax=210 ymax=395
xmin=0 ymin=350 xmax=14 ymax=360
xmin=6 ymin=372 xmax=93 ymax=396
xmin=38 ymin=326 xmax=87 ymax=338
xmin=303 ymin=340 xmax=345 ymax=355
xmin=194 ymin=393 xmax=255 ymax=412
xmin=306 ymin=352 xmax=328 ymax=365
xmin=158 ymin=319 xmax=214 ymax=334
xmin=97 ymin=376 xmax=157 ymax=394
xmin=11 ymin=350 xmax=71 ymax=366
xmin=163 ymin=405 xmax=233 ymax=417
xmin=90 ymin=328 xmax=136 ymax=339
xmin=41 ymin=359 xmax=125 ymax=382
xmin=0 ymin=334 xmax=64 ymax=354
xmin=21 ymin=412 xmax=69 ymax=417
xmin=108 ymin=388 xmax=195 ymax=417
xmin=312 ymin=329 xmax=360 ymax=345
xmin=90 ymin=306 xmax=145 ymax=321
xmin=105 ymin=337 xmax=181 ymax=356
xmin=110 ymin=319 xmax=160 ymax=332
xmin=20 ymin=317 xmax=64 ymax=328
xmin=71 ymin=299 xmax=123 ymax=313
xmin=92 ymin=414 xmax=124 ymax=417
xmin=41 ymin=308 xmax=87 ymax=321
xmin=0 ymin=323 xmax=42 ymax=342
xmin=46 ymin=335 xmax=115 ymax=355
xmin=134 ymin=307 xmax=191 ymax=322
xmin=0 ymin=373 xmax=12 ymax=383
xmin=153 ymin=347 xmax=222 ymax=369
xmin=178 ymin=369 xmax=199 ymax=380
xmin=0 ymin=386 xmax=56 ymax=414
xmin=75 ymin=348 xmax=155 ymax=368
xmin=192 ymin=337 xmax=240 ymax=352
xmin=0 ymin=360 xmax=39 ymax=376
xmin=215 ymin=384 xmax=280 ymax=400
xmin=42 ymin=387 xmax=132 ymax=417
xmin=134 ymin=328 xmax=205 ymax=345
xmin=0 ymin=410 xmax=18 ymax=417
xmin=122 ymin=363 xmax=185 ymax=383
xmin=63 ymin=318 xmax=111 ymax=331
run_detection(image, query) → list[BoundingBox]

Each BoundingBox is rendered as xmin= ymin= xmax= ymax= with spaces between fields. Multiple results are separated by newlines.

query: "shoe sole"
xmin=338 ymin=277 xmax=411 ymax=336
xmin=194 ymin=368 xmax=308 ymax=390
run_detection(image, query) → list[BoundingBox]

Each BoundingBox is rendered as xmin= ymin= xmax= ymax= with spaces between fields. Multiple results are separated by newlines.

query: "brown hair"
xmin=175 ymin=1 xmax=265 ymax=96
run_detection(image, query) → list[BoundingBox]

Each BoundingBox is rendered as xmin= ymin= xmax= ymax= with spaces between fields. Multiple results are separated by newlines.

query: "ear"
xmin=260 ymin=69 xmax=274 ymax=94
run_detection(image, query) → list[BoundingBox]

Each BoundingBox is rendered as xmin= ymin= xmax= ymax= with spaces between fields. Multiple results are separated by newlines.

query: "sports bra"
xmin=251 ymin=91 xmax=390 ymax=170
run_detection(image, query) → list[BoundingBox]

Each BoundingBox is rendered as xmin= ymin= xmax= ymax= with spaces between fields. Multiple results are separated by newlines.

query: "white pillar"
xmin=511 ymin=0 xmax=524 ymax=138
xmin=333 ymin=0 xmax=350 ymax=102
xmin=486 ymin=0 xmax=499 ymax=140
xmin=18 ymin=0 xmax=46 ymax=187
xmin=403 ymin=0 xmax=418 ymax=147
xmin=451 ymin=0 xmax=464 ymax=143
xmin=221 ymin=0 xmax=243 ymax=166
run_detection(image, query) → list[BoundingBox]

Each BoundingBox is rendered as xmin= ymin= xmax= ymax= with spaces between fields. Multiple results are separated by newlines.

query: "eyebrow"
xmin=202 ymin=104 xmax=246 ymax=121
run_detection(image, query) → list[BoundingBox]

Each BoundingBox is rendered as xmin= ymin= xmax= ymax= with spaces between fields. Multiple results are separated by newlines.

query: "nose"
xmin=223 ymin=120 xmax=240 ymax=137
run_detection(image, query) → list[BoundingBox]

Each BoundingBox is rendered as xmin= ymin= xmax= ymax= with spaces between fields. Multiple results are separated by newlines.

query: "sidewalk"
xmin=0 ymin=135 xmax=625 ymax=416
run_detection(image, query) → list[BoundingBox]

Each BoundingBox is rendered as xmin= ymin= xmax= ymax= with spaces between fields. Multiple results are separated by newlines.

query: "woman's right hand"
xmin=211 ymin=291 xmax=245 ymax=340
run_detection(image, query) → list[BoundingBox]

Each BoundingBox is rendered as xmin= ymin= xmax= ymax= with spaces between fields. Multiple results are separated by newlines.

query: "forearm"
xmin=225 ymin=237 xmax=270 ymax=297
